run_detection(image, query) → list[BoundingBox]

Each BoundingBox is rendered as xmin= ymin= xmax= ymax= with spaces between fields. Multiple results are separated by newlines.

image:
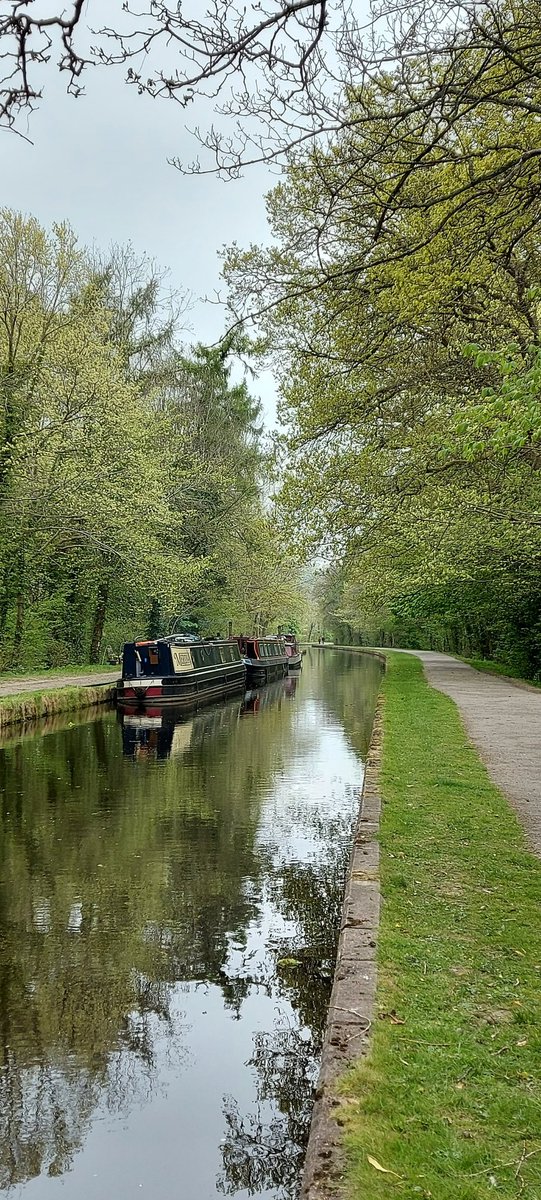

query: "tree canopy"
xmin=4 ymin=0 xmax=541 ymax=196
xmin=0 ymin=210 xmax=306 ymax=669
xmin=224 ymin=1 xmax=541 ymax=674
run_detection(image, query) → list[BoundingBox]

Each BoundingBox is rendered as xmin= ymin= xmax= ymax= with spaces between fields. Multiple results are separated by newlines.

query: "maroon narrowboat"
xmin=283 ymin=634 xmax=303 ymax=670
xmin=234 ymin=635 xmax=288 ymax=684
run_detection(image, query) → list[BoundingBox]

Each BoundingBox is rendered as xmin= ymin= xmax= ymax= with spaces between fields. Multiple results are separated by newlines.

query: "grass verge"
xmin=462 ymin=658 xmax=541 ymax=689
xmin=339 ymin=652 xmax=541 ymax=1200
xmin=0 ymin=663 xmax=117 ymax=681
xmin=0 ymin=684 xmax=116 ymax=728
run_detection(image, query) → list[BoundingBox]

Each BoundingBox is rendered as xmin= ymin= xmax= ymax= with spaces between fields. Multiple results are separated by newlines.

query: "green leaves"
xmin=0 ymin=216 xmax=307 ymax=666
xmin=223 ymin=38 xmax=541 ymax=666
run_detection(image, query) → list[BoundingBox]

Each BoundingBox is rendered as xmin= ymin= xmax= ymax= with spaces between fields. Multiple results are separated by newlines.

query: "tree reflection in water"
xmin=0 ymin=651 xmax=381 ymax=1198
xmin=217 ymin=650 xmax=381 ymax=1198
xmin=218 ymin=821 xmax=359 ymax=1195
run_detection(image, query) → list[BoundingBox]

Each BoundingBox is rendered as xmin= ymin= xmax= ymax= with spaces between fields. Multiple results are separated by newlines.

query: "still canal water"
xmin=0 ymin=649 xmax=381 ymax=1200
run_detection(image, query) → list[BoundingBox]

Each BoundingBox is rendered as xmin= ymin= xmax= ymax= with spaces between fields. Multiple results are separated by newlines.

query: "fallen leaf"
xmin=367 ymin=1155 xmax=401 ymax=1177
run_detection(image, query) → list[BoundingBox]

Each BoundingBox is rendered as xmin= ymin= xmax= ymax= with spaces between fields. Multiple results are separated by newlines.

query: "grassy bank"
xmin=462 ymin=657 xmax=541 ymax=689
xmin=340 ymin=652 xmax=541 ymax=1199
xmin=0 ymin=684 xmax=116 ymax=728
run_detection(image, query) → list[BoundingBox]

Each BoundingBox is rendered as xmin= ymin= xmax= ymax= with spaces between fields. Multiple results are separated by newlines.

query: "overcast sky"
xmin=0 ymin=19 xmax=279 ymax=423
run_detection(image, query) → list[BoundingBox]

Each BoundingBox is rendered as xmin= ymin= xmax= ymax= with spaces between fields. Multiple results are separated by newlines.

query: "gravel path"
xmin=408 ymin=651 xmax=541 ymax=857
xmin=0 ymin=671 xmax=118 ymax=698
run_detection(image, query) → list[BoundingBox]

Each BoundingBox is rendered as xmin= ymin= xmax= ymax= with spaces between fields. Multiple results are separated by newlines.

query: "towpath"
xmin=0 ymin=671 xmax=117 ymax=698
xmin=407 ymin=651 xmax=541 ymax=857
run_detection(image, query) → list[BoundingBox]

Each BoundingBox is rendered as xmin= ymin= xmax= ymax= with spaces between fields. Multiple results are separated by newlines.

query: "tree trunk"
xmin=13 ymin=589 xmax=24 ymax=659
xmin=10 ymin=548 xmax=26 ymax=666
xmin=89 ymin=579 xmax=110 ymax=663
xmin=0 ymin=562 xmax=12 ymax=637
xmin=146 ymin=597 xmax=162 ymax=639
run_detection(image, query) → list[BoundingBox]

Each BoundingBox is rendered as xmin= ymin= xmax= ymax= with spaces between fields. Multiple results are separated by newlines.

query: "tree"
xmin=0 ymin=212 xmax=203 ymax=667
xmin=0 ymin=0 xmax=331 ymax=147
xmin=223 ymin=63 xmax=541 ymax=669
xmin=0 ymin=210 xmax=307 ymax=667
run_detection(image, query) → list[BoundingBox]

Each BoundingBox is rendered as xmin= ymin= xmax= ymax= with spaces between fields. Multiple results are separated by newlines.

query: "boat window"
xmin=192 ymin=646 xmax=215 ymax=669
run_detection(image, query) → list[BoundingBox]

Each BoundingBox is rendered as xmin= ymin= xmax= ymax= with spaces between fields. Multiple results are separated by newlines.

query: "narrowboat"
xmin=116 ymin=636 xmax=246 ymax=709
xmin=284 ymin=634 xmax=303 ymax=670
xmin=235 ymin=635 xmax=288 ymax=684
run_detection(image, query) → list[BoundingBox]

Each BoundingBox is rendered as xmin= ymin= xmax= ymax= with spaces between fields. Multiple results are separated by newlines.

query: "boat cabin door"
xmin=135 ymin=642 xmax=162 ymax=676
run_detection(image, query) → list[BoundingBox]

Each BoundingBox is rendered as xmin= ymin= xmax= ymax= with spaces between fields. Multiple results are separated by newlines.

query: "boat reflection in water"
xmin=242 ymin=674 xmax=299 ymax=716
xmin=120 ymin=676 xmax=297 ymax=760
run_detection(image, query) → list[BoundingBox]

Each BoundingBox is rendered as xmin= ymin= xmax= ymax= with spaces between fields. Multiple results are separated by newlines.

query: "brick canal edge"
xmin=301 ymin=690 xmax=384 ymax=1199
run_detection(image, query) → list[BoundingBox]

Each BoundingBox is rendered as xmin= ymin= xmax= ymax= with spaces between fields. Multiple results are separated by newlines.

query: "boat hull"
xmin=117 ymin=663 xmax=246 ymax=708
xmin=286 ymin=653 xmax=303 ymax=670
xmin=244 ymin=657 xmax=288 ymax=684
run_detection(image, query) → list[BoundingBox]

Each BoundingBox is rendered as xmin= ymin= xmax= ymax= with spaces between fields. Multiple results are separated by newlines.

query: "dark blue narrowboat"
xmin=116 ymin=636 xmax=246 ymax=709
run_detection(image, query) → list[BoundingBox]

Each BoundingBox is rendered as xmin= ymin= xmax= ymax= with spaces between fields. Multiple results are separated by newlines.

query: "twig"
xmin=465 ymin=1145 xmax=541 ymax=1178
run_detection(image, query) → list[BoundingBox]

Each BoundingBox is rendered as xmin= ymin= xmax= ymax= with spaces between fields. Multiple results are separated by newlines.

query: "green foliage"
xmin=224 ymin=32 xmax=541 ymax=672
xmin=0 ymin=212 xmax=307 ymax=667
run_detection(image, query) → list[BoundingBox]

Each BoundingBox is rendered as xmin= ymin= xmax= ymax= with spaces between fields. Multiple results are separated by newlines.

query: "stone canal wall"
xmin=301 ymin=653 xmax=386 ymax=1199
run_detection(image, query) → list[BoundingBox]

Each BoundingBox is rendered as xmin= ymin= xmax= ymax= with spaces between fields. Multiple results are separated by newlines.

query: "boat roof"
xmin=133 ymin=636 xmax=232 ymax=647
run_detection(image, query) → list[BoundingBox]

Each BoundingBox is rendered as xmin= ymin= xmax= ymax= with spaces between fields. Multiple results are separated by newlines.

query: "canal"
xmin=0 ymin=649 xmax=381 ymax=1200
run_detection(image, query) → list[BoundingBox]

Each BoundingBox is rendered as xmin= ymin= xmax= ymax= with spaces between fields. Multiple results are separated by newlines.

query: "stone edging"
xmin=301 ymin=692 xmax=384 ymax=1198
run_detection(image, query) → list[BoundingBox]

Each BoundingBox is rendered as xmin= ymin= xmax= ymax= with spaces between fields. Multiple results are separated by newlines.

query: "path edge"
xmin=301 ymin=661 xmax=385 ymax=1198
